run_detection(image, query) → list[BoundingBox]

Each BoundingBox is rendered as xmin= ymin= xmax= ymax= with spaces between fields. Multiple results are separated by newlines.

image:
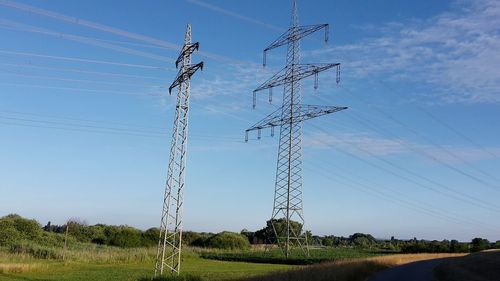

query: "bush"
xmin=142 ymin=228 xmax=160 ymax=247
xmin=206 ymin=231 xmax=250 ymax=250
xmin=1 ymin=214 xmax=41 ymax=240
xmin=108 ymin=227 xmax=144 ymax=248
xmin=190 ymin=233 xmax=212 ymax=247
xmin=0 ymin=214 xmax=43 ymax=246
xmin=182 ymin=231 xmax=202 ymax=246
xmin=0 ymin=225 xmax=20 ymax=246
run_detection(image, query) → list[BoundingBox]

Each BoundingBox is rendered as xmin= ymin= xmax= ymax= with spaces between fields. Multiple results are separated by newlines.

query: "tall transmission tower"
xmin=246 ymin=0 xmax=347 ymax=258
xmin=155 ymin=23 xmax=203 ymax=276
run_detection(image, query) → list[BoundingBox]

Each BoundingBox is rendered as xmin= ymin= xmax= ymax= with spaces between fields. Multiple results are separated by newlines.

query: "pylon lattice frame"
xmin=155 ymin=24 xmax=203 ymax=276
xmin=246 ymin=0 xmax=346 ymax=258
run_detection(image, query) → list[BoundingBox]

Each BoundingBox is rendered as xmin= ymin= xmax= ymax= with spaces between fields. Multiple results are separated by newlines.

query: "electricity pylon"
xmin=246 ymin=0 xmax=347 ymax=258
xmin=155 ymin=23 xmax=203 ymax=276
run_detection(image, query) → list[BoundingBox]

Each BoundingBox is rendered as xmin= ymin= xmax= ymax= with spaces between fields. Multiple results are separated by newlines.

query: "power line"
xmin=0 ymin=0 xmax=252 ymax=66
xmin=0 ymin=70 xmax=164 ymax=88
xmin=0 ymin=21 xmax=173 ymax=52
xmin=0 ymin=82 xmax=161 ymax=97
xmin=339 ymin=85 xmax=500 ymax=192
xmin=337 ymin=111 xmax=500 ymax=210
xmin=303 ymin=123 xmax=500 ymax=214
xmin=304 ymin=163 xmax=497 ymax=232
xmin=0 ymin=109 xmax=169 ymax=131
xmin=0 ymin=116 xmax=242 ymax=142
xmin=0 ymin=49 xmax=168 ymax=70
xmin=306 ymin=152 xmax=499 ymax=229
xmin=377 ymin=80 xmax=500 ymax=162
xmin=0 ymin=18 xmax=174 ymax=64
xmin=0 ymin=62 xmax=165 ymax=81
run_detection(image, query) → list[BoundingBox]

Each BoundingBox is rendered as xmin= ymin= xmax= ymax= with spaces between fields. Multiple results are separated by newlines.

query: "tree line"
xmin=1 ymin=214 xmax=499 ymax=253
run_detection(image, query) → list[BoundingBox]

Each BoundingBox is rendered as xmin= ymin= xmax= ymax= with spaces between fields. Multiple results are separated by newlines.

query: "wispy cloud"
xmin=307 ymin=0 xmax=500 ymax=104
xmin=304 ymin=131 xmax=500 ymax=163
xmin=304 ymin=131 xmax=409 ymax=156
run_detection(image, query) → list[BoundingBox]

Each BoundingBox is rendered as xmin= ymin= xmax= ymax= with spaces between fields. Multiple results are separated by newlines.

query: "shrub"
xmin=108 ymin=226 xmax=144 ymax=248
xmin=1 ymin=214 xmax=41 ymax=240
xmin=206 ymin=231 xmax=250 ymax=250
xmin=190 ymin=233 xmax=212 ymax=247
xmin=0 ymin=225 xmax=20 ymax=246
xmin=9 ymin=242 xmax=61 ymax=259
xmin=142 ymin=228 xmax=160 ymax=247
xmin=182 ymin=231 xmax=202 ymax=246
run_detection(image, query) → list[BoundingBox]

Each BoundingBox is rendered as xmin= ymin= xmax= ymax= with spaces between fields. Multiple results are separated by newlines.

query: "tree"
xmin=471 ymin=237 xmax=490 ymax=252
xmin=350 ymin=233 xmax=377 ymax=247
xmin=254 ymin=219 xmax=303 ymax=244
xmin=322 ymin=236 xmax=334 ymax=247
xmin=206 ymin=231 xmax=250 ymax=250
xmin=108 ymin=226 xmax=143 ymax=248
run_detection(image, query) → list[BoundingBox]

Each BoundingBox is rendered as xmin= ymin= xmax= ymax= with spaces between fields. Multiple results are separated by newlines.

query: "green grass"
xmin=0 ymin=245 xmax=394 ymax=281
xmin=0 ymin=247 xmax=292 ymax=281
xmin=199 ymin=247 xmax=393 ymax=265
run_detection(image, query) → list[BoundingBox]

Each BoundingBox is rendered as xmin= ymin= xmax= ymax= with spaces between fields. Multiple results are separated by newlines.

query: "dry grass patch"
xmin=0 ymin=263 xmax=47 ymax=274
xmin=241 ymin=253 xmax=466 ymax=281
xmin=366 ymin=253 xmax=466 ymax=266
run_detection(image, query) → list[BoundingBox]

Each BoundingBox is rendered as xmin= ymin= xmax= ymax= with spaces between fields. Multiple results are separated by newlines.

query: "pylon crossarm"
xmin=253 ymin=63 xmax=340 ymax=105
xmin=246 ymin=105 xmax=347 ymax=135
xmin=169 ymin=62 xmax=204 ymax=94
xmin=263 ymin=24 xmax=329 ymax=66
xmin=175 ymin=42 xmax=200 ymax=68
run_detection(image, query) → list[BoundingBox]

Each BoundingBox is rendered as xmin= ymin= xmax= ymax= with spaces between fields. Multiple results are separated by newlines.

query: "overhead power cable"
xmin=0 ymin=70 xmax=164 ymax=88
xmin=0 ymin=18 xmax=174 ymax=64
xmin=0 ymin=0 xmax=252 ymax=66
xmin=0 ymin=115 xmax=242 ymax=142
xmin=0 ymin=22 xmax=172 ymax=51
xmin=339 ymin=85 xmax=500 ymax=192
xmin=303 ymin=123 xmax=500 ymax=214
xmin=0 ymin=49 xmax=167 ymax=70
xmin=377 ymin=80 xmax=500 ymax=162
xmin=337 ymin=111 xmax=500 ymax=209
xmin=0 ymin=82 xmax=161 ymax=97
xmin=304 ymin=164 xmax=497 ymax=232
xmin=0 ymin=62 xmax=164 ymax=81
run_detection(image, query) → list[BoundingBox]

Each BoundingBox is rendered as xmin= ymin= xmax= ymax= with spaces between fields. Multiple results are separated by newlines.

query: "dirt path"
xmin=368 ymin=258 xmax=450 ymax=281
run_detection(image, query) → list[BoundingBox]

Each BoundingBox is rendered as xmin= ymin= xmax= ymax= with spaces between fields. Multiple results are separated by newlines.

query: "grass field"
xmin=199 ymin=247 xmax=391 ymax=265
xmin=0 ymin=244 xmax=467 ymax=281
xmin=0 ymin=245 xmax=385 ymax=281
xmin=0 ymin=246 xmax=292 ymax=281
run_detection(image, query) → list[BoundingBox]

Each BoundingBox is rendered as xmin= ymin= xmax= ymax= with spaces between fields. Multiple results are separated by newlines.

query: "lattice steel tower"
xmin=246 ymin=0 xmax=347 ymax=257
xmin=155 ymin=24 xmax=203 ymax=276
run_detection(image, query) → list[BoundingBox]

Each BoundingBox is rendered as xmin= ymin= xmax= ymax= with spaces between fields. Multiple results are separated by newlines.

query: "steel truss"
xmin=246 ymin=0 xmax=347 ymax=258
xmin=155 ymin=23 xmax=203 ymax=276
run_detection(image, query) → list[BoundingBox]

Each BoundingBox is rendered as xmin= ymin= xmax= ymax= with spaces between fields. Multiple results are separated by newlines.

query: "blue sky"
xmin=0 ymin=0 xmax=499 ymax=242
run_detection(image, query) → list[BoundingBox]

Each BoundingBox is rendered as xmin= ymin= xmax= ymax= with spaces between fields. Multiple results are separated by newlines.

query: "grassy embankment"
xmin=434 ymin=250 xmax=500 ymax=281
